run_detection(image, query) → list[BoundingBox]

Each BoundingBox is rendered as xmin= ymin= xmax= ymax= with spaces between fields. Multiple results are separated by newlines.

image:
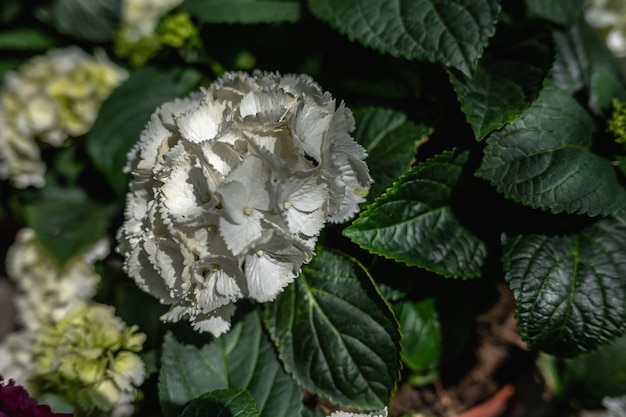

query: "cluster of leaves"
xmin=2 ymin=0 xmax=626 ymax=416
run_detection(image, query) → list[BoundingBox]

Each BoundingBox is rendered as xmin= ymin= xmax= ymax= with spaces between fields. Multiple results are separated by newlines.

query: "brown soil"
xmin=391 ymin=283 xmax=537 ymax=417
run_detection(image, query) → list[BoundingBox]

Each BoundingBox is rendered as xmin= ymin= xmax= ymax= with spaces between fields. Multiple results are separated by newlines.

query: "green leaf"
xmin=450 ymin=27 xmax=553 ymax=140
xmin=0 ymin=28 xmax=56 ymax=51
xmin=589 ymin=70 xmax=626 ymax=114
xmin=551 ymin=21 xmax=624 ymax=109
xmin=87 ymin=66 xmax=201 ymax=195
xmin=525 ymin=0 xmax=584 ymax=26
xmin=34 ymin=0 xmax=120 ymax=42
xmin=180 ymin=389 xmax=259 ymax=417
xmin=264 ymin=248 xmax=401 ymax=410
xmin=562 ymin=334 xmax=626 ymax=405
xmin=393 ymin=299 xmax=441 ymax=384
xmin=344 ymin=149 xmax=486 ymax=278
xmin=353 ymin=107 xmax=431 ymax=201
xmin=502 ymin=215 xmax=626 ymax=357
xmin=477 ymin=81 xmax=626 ymax=216
xmin=23 ymin=187 xmax=118 ymax=266
xmin=181 ymin=0 xmax=301 ymax=24
xmin=308 ymin=0 xmax=501 ymax=76
xmin=158 ymin=311 xmax=301 ymax=417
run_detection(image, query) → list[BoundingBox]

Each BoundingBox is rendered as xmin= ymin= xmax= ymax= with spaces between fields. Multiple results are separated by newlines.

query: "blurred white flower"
xmin=0 ymin=330 xmax=36 ymax=390
xmin=117 ymin=71 xmax=372 ymax=336
xmin=0 ymin=46 xmax=127 ymax=188
xmin=328 ymin=407 xmax=388 ymax=417
xmin=585 ymin=0 xmax=626 ymax=57
xmin=119 ymin=0 xmax=183 ymax=43
xmin=5 ymin=228 xmax=109 ymax=330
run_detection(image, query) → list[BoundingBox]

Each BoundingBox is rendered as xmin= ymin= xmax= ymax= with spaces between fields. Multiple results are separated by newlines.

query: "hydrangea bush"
xmin=2 ymin=1 xmax=626 ymax=417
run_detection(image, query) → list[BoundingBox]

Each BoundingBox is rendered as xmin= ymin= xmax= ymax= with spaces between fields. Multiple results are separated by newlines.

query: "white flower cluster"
xmin=0 ymin=46 xmax=127 ymax=188
xmin=117 ymin=71 xmax=372 ymax=336
xmin=585 ymin=0 xmax=626 ymax=58
xmin=5 ymin=228 xmax=109 ymax=330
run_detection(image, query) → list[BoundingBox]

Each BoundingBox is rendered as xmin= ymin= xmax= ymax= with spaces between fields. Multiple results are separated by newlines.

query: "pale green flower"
xmin=30 ymin=302 xmax=146 ymax=417
xmin=0 ymin=46 xmax=127 ymax=188
xmin=114 ymin=0 xmax=185 ymax=66
xmin=117 ymin=71 xmax=372 ymax=336
xmin=6 ymin=228 xmax=108 ymax=330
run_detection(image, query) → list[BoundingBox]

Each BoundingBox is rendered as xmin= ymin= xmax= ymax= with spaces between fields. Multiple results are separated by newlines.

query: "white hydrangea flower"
xmin=117 ymin=71 xmax=372 ymax=336
xmin=0 ymin=46 xmax=127 ymax=188
xmin=119 ymin=0 xmax=184 ymax=43
xmin=328 ymin=407 xmax=388 ymax=417
xmin=0 ymin=330 xmax=36 ymax=390
xmin=6 ymin=228 xmax=109 ymax=330
xmin=585 ymin=0 xmax=626 ymax=57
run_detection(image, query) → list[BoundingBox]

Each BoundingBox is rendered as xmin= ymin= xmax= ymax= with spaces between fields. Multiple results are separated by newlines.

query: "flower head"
xmin=0 ymin=46 xmax=127 ymax=188
xmin=0 ymin=376 xmax=72 ymax=417
xmin=29 ymin=302 xmax=146 ymax=417
xmin=6 ymin=228 xmax=109 ymax=330
xmin=117 ymin=71 xmax=372 ymax=336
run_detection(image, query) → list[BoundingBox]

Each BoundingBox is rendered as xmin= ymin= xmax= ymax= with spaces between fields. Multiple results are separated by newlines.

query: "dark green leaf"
xmin=450 ymin=28 xmax=553 ymax=140
xmin=264 ymin=248 xmax=401 ymax=410
xmin=477 ymin=81 xmax=626 ymax=216
xmin=87 ymin=66 xmax=201 ymax=195
xmin=181 ymin=0 xmax=301 ymax=24
xmin=562 ymin=334 xmax=626 ymax=405
xmin=525 ymin=0 xmax=584 ymax=26
xmin=158 ymin=311 xmax=301 ymax=417
xmin=35 ymin=0 xmax=120 ymax=42
xmin=24 ymin=187 xmax=118 ymax=266
xmin=180 ymin=389 xmax=259 ymax=417
xmin=0 ymin=28 xmax=56 ymax=51
xmin=308 ymin=0 xmax=501 ymax=76
xmin=353 ymin=107 xmax=431 ymax=200
xmin=551 ymin=21 xmax=624 ymax=112
xmin=344 ymin=149 xmax=486 ymax=278
xmin=589 ymin=69 xmax=626 ymax=114
xmin=393 ymin=299 xmax=441 ymax=384
xmin=502 ymin=215 xmax=626 ymax=357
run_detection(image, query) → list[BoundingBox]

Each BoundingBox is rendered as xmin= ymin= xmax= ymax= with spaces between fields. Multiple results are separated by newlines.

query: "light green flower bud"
xmin=30 ymin=302 xmax=146 ymax=417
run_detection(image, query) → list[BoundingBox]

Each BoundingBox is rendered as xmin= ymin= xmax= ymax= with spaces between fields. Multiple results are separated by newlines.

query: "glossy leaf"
xmin=23 ymin=187 xmax=118 ymax=266
xmin=181 ymin=0 xmax=301 ymax=24
xmin=264 ymin=248 xmax=401 ymax=410
xmin=450 ymin=28 xmax=553 ymax=140
xmin=344 ymin=149 xmax=486 ymax=278
xmin=87 ymin=66 xmax=201 ymax=195
xmin=353 ymin=107 xmax=431 ymax=200
xmin=34 ymin=0 xmax=120 ymax=42
xmin=180 ymin=389 xmax=259 ymax=417
xmin=477 ymin=81 xmax=626 ymax=216
xmin=525 ymin=0 xmax=584 ymax=26
xmin=158 ymin=311 xmax=301 ymax=417
xmin=308 ymin=0 xmax=501 ymax=76
xmin=503 ymin=215 xmax=626 ymax=357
